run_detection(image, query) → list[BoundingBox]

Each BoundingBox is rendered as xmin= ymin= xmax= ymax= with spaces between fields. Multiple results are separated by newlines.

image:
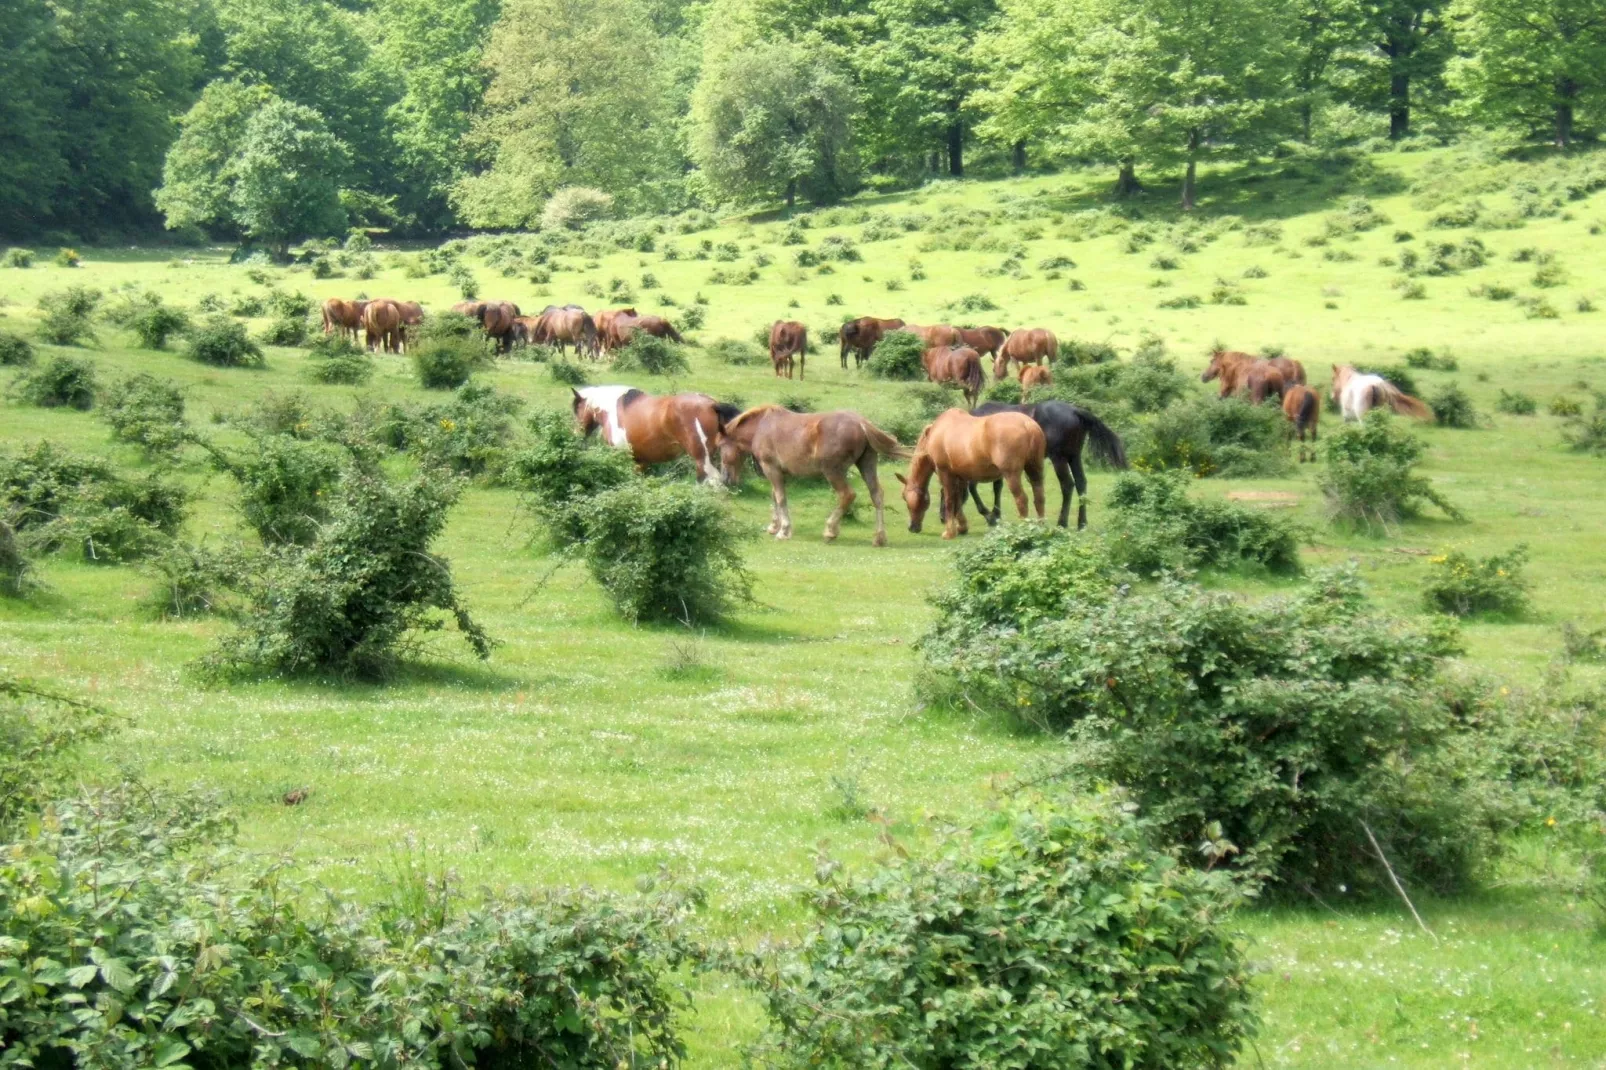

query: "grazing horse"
xmin=718 ymin=405 xmax=907 ymax=546
xmin=839 ymin=316 xmax=905 ymax=368
xmin=1331 ymin=364 xmax=1433 ymax=422
xmin=923 ymin=345 xmax=985 ymax=407
xmin=957 ymin=326 xmax=1008 ymax=360
xmin=613 ymin=315 xmax=684 ymax=347
xmin=1020 ymin=364 xmax=1052 ymax=397
xmin=897 ymin=409 xmax=1045 ymax=539
xmin=362 ymin=299 xmax=402 ymax=353
xmin=1283 ymin=384 xmax=1321 ymax=462
xmin=996 ymin=328 xmax=1058 ymax=379
xmin=769 ymin=320 xmax=807 ymax=380
xmin=966 ymin=401 xmax=1128 ymax=530
xmin=905 ymin=323 xmax=962 ymax=349
xmin=1201 ymin=350 xmax=1286 ymax=404
xmin=597 ymin=307 xmax=638 ymax=353
xmin=540 ymin=306 xmax=599 ymax=359
xmin=1211 ymin=348 xmax=1306 ymax=386
xmin=321 ymin=298 xmax=362 ymax=341
xmin=511 ymin=316 xmax=544 ymax=347
xmin=572 ymin=386 xmax=740 ymax=484
xmin=480 ymin=301 xmax=519 ymax=354
xmin=394 ymin=300 xmax=423 ymax=352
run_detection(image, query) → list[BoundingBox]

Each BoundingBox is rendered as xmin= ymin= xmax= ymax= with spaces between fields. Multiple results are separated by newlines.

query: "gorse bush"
xmin=0 ymin=786 xmax=701 ymax=1068
xmin=1318 ymin=411 xmax=1463 ymax=530
xmin=187 ymin=314 xmax=265 ymax=367
xmin=508 ymin=410 xmax=637 ymax=545
xmin=0 ymin=332 xmax=35 ymax=367
xmin=100 ymin=373 xmax=189 ymax=458
xmin=142 ymin=540 xmax=250 ymax=619
xmin=743 ymin=793 xmax=1255 ymax=1070
xmin=1422 ymin=544 xmax=1531 ymax=617
xmin=10 ymin=354 xmax=98 ymax=410
xmin=205 ymin=465 xmax=492 ymax=678
xmin=1105 ymin=470 xmax=1302 ymax=575
xmin=1430 ymin=382 xmax=1480 ymax=428
xmin=0 ymin=676 xmax=121 ymax=831
xmin=866 ymin=330 xmax=926 ymax=380
xmin=404 ymin=381 xmax=525 ymax=481
xmin=612 ymin=333 xmax=690 ymax=375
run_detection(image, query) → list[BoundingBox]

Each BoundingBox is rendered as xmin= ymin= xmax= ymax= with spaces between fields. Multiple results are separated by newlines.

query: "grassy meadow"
xmin=4 ymin=142 xmax=1606 ymax=1066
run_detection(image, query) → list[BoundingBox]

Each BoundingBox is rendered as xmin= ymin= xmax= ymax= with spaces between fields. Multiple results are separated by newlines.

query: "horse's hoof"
xmin=872 ymin=532 xmax=887 ymax=547
xmin=775 ymin=532 xmax=792 ymax=541
xmin=822 ymin=532 xmax=838 ymax=542
xmin=984 ymin=516 xmax=998 ymax=528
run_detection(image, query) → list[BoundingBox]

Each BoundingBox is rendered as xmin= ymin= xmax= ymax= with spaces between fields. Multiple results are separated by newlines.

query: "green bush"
xmin=1422 ymin=544 xmax=1531 ymax=617
xmin=570 ymin=479 xmax=751 ymax=624
xmin=707 ymin=338 xmax=765 ymax=366
xmin=1495 ymin=389 xmax=1536 ymax=415
xmin=10 ymin=354 xmax=97 ymax=410
xmin=208 ymin=433 xmax=345 ymax=546
xmin=866 ymin=330 xmax=926 ymax=380
xmin=1403 ymin=346 xmax=1457 ymax=371
xmin=0 ymin=442 xmax=186 ymax=563
xmin=228 ymin=293 xmax=266 ymax=317
xmin=1053 ymin=346 xmax=1191 ymax=414
xmin=508 ymin=410 xmax=637 ymax=544
xmin=1354 ymin=363 xmax=1418 ymax=397
xmin=54 ymin=247 xmax=80 ymax=267
xmin=306 ymin=333 xmax=374 ymax=384
xmin=129 ymin=301 xmax=191 ymax=349
xmin=1548 ymin=393 xmax=1583 ymax=417
xmin=1130 ymin=395 xmax=1291 ymax=478
xmin=1058 ymin=338 xmax=1119 ymax=364
xmin=612 ymin=333 xmax=690 ymax=375
xmin=0 ymin=677 xmax=120 ymax=830
xmin=0 ymin=331 xmax=35 ymax=367
xmin=4 ymin=247 xmax=34 ymax=268
xmin=142 ymin=540 xmax=250 ymax=619
xmin=744 ymin=793 xmax=1254 ymax=1070
xmin=259 ymin=312 xmax=310 ymax=346
xmin=0 ymin=519 xmax=33 ymax=598
xmin=548 ymin=359 xmax=588 ymax=385
xmin=1430 ymin=382 xmax=1479 ymax=428
xmin=187 ymin=314 xmax=265 ymax=367
xmin=411 ymin=313 xmax=491 ymax=390
xmin=0 ymin=786 xmax=700 ymax=1066
xmin=542 ymin=185 xmax=615 ymax=229
xmin=1562 ymin=395 xmax=1606 ymax=454
xmin=205 ymin=465 xmax=491 ymax=678
xmin=35 ymin=286 xmax=101 ymax=345
xmin=405 ymin=382 xmax=524 ymax=481
xmin=1318 ymin=411 xmax=1463 ymax=530
xmin=100 ymin=373 xmax=189 ymax=458
xmin=1106 ymin=470 xmax=1302 ymax=575
xmin=679 ymin=304 xmax=706 ymax=330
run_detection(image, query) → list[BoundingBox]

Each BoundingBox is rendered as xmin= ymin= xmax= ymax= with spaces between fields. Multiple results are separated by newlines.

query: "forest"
xmin=5 ymin=0 xmax=1606 ymax=243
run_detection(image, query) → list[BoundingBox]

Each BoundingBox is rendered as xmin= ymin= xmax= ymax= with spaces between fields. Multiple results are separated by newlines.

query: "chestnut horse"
xmin=968 ymin=400 xmax=1128 ymax=530
xmin=839 ymin=316 xmax=905 ymax=368
xmin=923 ymin=345 xmax=985 ymax=407
xmin=1211 ymin=348 xmax=1306 ymax=386
xmin=1331 ymin=364 xmax=1433 ymax=422
xmin=905 ymin=323 xmax=962 ymax=349
xmin=1201 ymin=350 xmax=1286 ymax=404
xmin=362 ymin=299 xmax=402 ymax=353
xmin=321 ymin=298 xmax=363 ymax=342
xmin=996 ymin=328 xmax=1057 ymax=379
xmin=718 ymin=405 xmax=907 ymax=546
xmin=572 ymin=386 xmax=740 ymax=484
xmin=957 ymin=326 xmax=1007 ymax=360
xmin=394 ymin=300 xmax=423 ymax=352
xmin=1283 ymin=384 xmax=1321 ymax=462
xmin=897 ymin=409 xmax=1045 ymax=539
xmin=540 ymin=306 xmax=599 ymax=359
xmin=1020 ymin=364 xmax=1052 ymax=397
xmin=613 ymin=315 xmax=684 ymax=347
xmin=596 ymin=307 xmax=638 ymax=353
xmin=770 ymin=320 xmax=807 ymax=380
xmin=453 ymin=300 xmax=520 ymax=353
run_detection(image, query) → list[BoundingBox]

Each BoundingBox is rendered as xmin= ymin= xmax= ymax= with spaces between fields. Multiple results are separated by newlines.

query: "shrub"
xmin=0 ymin=519 xmax=32 ymax=598
xmin=680 ymin=304 xmax=706 ymax=330
xmin=258 ymin=313 xmax=310 ymax=347
xmin=54 ymin=247 xmax=80 ymax=267
xmin=306 ymin=334 xmax=374 ymax=384
xmin=951 ymin=292 xmax=998 ymax=313
xmin=4 ymin=247 xmax=33 ymax=268
xmin=142 ymin=540 xmax=250 ymax=619
xmin=707 ymin=338 xmax=765 ymax=366
xmin=542 ymin=186 xmax=615 ymax=230
xmin=1403 ymin=346 xmax=1456 ymax=371
xmin=508 ymin=410 xmax=637 ymax=544
xmin=35 ymin=286 xmax=101 ymax=345
xmin=1105 ymin=470 xmax=1301 ymax=574
xmin=1422 ymin=544 xmax=1531 ymax=617
xmin=187 ymin=314 xmax=265 ymax=367
xmin=866 ymin=330 xmax=926 ymax=380
xmin=1057 ymin=338 xmax=1118 ymax=365
xmin=101 ymin=373 xmax=188 ymax=458
xmin=128 ymin=300 xmax=191 ymax=350
xmin=412 ymin=319 xmax=489 ymax=389
xmin=10 ymin=354 xmax=98 ymax=410
xmin=0 ymin=331 xmax=35 ymax=366
xmin=1149 ymin=253 xmax=1181 ymax=270
xmin=1054 ymin=347 xmax=1191 ymax=414
xmin=229 ymin=293 xmax=267 ymax=317
xmin=1550 ymin=393 xmax=1584 ymax=418
xmin=205 ymin=466 xmax=491 ymax=678
xmin=447 ymin=263 xmax=479 ymax=299
xmin=310 ymin=254 xmax=338 ymax=279
xmin=0 ymin=442 xmax=185 ymax=563
xmin=1318 ymin=411 xmax=1463 ymax=529
xmin=0 ymin=787 xmax=699 ymax=1065
xmin=612 ymin=333 xmax=690 ymax=375
xmin=570 ymin=479 xmax=751 ymax=624
xmin=406 ymin=381 xmax=524 ymax=481
xmin=1354 ymin=362 xmax=1419 ymax=397
xmin=0 ymin=677 xmax=120 ymax=829
xmin=1158 ymin=293 xmax=1202 ymax=309
xmin=744 ymin=792 xmax=1255 ymax=1070
xmin=548 ymin=359 xmax=588 ymax=385
xmin=209 ymin=433 xmax=345 ymax=545
xmin=1430 ymin=382 xmax=1479 ymax=428
xmin=816 ymin=234 xmax=861 ymax=262
xmin=1130 ymin=395 xmax=1291 ymax=478
xmin=1495 ymin=389 xmax=1536 ymax=415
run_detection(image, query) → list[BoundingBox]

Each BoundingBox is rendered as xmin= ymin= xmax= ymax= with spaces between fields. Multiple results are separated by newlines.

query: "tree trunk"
xmin=1389 ymin=72 xmax=1410 ymax=139
xmin=947 ymin=117 xmax=964 ymax=177
xmin=1180 ymin=129 xmax=1200 ymax=211
xmin=786 ymin=178 xmax=797 ymax=208
xmin=929 ymin=151 xmax=940 ymax=173
xmin=1556 ymin=79 xmax=1577 ymax=147
xmin=1300 ymin=100 xmax=1313 ymax=144
xmin=1012 ymin=140 xmax=1026 ymax=173
xmin=1114 ymin=159 xmax=1141 ymax=197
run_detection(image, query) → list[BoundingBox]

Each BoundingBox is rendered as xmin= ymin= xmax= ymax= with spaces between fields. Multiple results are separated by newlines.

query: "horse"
xmin=1201 ymin=350 xmax=1286 ymax=404
xmin=1211 ymin=348 xmax=1306 ymax=386
xmin=957 ymin=326 xmax=1007 ymax=360
xmin=480 ymin=301 xmax=519 ymax=354
xmin=1283 ymin=384 xmax=1320 ymax=462
xmin=717 ymin=405 xmax=907 ymax=546
xmin=839 ymin=316 xmax=905 ymax=368
xmin=540 ymin=306 xmax=599 ymax=359
xmin=362 ymin=299 xmax=402 ymax=353
xmin=997 ymin=328 xmax=1057 ymax=379
xmin=614 ymin=315 xmax=684 ymax=347
xmin=769 ymin=320 xmax=807 ymax=380
xmin=596 ymin=307 xmax=638 ymax=353
xmin=1331 ymin=364 xmax=1433 ymax=422
xmin=511 ymin=316 xmax=545 ymax=348
xmin=394 ymin=300 xmax=423 ymax=352
xmin=1020 ymin=364 xmax=1052 ymax=397
xmin=923 ymin=345 xmax=985 ymax=407
xmin=321 ymin=298 xmax=362 ymax=341
xmin=905 ymin=323 xmax=962 ymax=349
xmin=966 ymin=400 xmax=1128 ymax=530
xmin=572 ymin=386 xmax=740 ymax=485
xmin=897 ymin=409 xmax=1046 ymax=539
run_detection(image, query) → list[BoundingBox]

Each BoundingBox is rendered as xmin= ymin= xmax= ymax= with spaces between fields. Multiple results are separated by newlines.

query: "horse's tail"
xmin=711 ymin=401 xmax=742 ymax=430
xmin=1296 ymin=388 xmax=1319 ymax=433
xmin=963 ymin=353 xmax=984 ymax=399
xmin=1074 ymin=406 xmax=1129 ymax=469
xmin=860 ymin=419 xmax=911 ymax=460
xmin=1384 ymin=385 xmax=1434 ymax=420
xmin=667 ymin=324 xmax=683 ymax=343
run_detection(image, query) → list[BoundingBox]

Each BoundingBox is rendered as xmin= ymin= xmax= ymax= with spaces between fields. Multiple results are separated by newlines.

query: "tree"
xmin=0 ymin=0 xmax=65 ymax=234
xmin=690 ymin=40 xmax=857 ymax=205
xmin=1353 ymin=0 xmax=1455 ymax=139
xmin=230 ymin=100 xmax=350 ymax=256
xmin=1292 ymin=0 xmax=1369 ymax=141
xmin=1451 ymin=0 xmax=1606 ymax=146
xmin=155 ymin=80 xmax=275 ymax=235
xmin=977 ymin=0 xmax=1294 ymax=206
xmin=452 ymin=0 xmax=679 ymax=227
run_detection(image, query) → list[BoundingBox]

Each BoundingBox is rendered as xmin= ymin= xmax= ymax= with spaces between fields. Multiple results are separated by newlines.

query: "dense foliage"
xmin=509 ymin=410 xmax=638 ymax=544
xmin=0 ymin=676 xmax=121 ymax=831
xmin=1421 ymin=544 xmax=1532 ymax=617
xmin=100 ymin=373 xmax=190 ymax=458
xmin=1105 ymin=470 xmax=1302 ymax=574
xmin=0 ymin=441 xmax=186 ymax=563
xmin=866 ymin=330 xmax=926 ymax=380
xmin=1318 ymin=410 xmax=1463 ymax=530
xmin=9 ymin=355 xmax=98 ymax=411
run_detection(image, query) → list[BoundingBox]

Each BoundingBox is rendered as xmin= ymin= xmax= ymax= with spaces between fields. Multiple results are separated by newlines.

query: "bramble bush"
xmin=1318 ymin=411 xmax=1463 ymax=530
xmin=0 ymin=441 xmax=186 ymax=563
xmin=508 ymin=410 xmax=637 ymax=544
xmin=205 ymin=432 xmax=345 ymax=545
xmin=187 ymin=314 xmax=265 ymax=367
xmin=740 ymin=793 xmax=1255 ymax=1070
xmin=0 ymin=331 xmax=35 ymax=366
xmin=1422 ymin=544 xmax=1531 ymax=617
xmin=100 ymin=373 xmax=189 ymax=458
xmin=1129 ymin=394 xmax=1291 ymax=478
xmin=412 ymin=312 xmax=492 ymax=389
xmin=204 ymin=465 xmax=492 ymax=678
xmin=35 ymin=286 xmax=101 ymax=345
xmin=305 ymin=332 xmax=374 ymax=384
xmin=612 ymin=332 xmax=690 ymax=375
xmin=142 ymin=540 xmax=251 ymax=619
xmin=10 ymin=354 xmax=98 ymax=410
xmin=1105 ymin=470 xmax=1302 ymax=575
xmin=1430 ymin=382 xmax=1480 ymax=428
xmin=405 ymin=381 xmax=525 ymax=481
xmin=866 ymin=330 xmax=925 ymax=380
xmin=0 ymin=676 xmax=121 ymax=831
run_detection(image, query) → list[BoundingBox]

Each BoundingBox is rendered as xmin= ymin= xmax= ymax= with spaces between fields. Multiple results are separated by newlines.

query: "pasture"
xmin=4 ymin=143 xmax=1606 ymax=1066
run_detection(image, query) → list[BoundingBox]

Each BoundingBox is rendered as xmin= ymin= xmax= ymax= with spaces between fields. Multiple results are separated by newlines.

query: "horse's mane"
xmin=724 ymin=404 xmax=786 ymax=433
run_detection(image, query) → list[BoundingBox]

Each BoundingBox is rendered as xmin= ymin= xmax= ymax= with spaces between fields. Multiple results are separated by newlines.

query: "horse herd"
xmin=320 ymin=296 xmax=682 ymax=359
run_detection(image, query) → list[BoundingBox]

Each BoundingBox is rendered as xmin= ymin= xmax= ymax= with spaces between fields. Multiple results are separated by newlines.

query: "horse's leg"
xmin=822 ymin=466 xmax=853 ymax=542
xmin=765 ymin=464 xmax=791 ymax=539
xmin=1004 ymin=470 xmax=1030 ymax=520
xmin=967 ymin=481 xmax=993 ymax=525
xmin=1026 ymin=458 xmax=1045 ymax=521
xmin=1052 ymin=456 xmax=1073 ymax=528
xmin=760 ymin=462 xmax=781 ymax=535
xmin=991 ymin=480 xmax=1003 ymax=525
xmin=799 ymin=351 xmax=804 ymax=381
xmin=940 ymin=472 xmax=964 ymax=539
xmin=858 ymin=454 xmax=887 ymax=548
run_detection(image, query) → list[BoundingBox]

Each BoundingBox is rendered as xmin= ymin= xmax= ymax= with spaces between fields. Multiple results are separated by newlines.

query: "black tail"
xmin=1074 ymin=406 xmax=1128 ymax=469
xmin=1296 ymin=389 xmax=1318 ymax=434
xmin=712 ymin=401 xmax=741 ymax=429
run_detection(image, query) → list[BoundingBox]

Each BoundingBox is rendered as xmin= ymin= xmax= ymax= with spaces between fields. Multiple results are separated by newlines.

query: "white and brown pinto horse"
xmin=1330 ymin=364 xmax=1433 ymax=421
xmin=718 ymin=405 xmax=907 ymax=546
xmin=572 ymin=386 xmax=739 ymax=484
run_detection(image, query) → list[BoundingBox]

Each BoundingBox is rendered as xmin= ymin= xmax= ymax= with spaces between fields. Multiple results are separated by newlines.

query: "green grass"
xmin=5 ymin=142 xmax=1606 ymax=1066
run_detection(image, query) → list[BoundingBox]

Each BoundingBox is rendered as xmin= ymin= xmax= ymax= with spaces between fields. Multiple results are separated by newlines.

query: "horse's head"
xmin=1329 ymin=364 xmax=1349 ymax=400
xmin=1201 ymin=350 xmax=1225 ymax=382
xmin=717 ymin=436 xmax=747 ymax=487
xmin=894 ymin=470 xmax=929 ymax=532
xmin=571 ymin=389 xmax=601 ymax=437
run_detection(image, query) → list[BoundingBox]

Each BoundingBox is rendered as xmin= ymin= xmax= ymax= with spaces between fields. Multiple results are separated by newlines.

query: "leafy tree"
xmin=1292 ymin=0 xmax=1370 ymax=140
xmin=155 ymin=80 xmax=276 ymax=235
xmin=691 ymin=40 xmax=856 ymax=205
xmin=1450 ymin=0 xmax=1606 ymax=146
xmin=0 ymin=0 xmax=66 ymax=235
xmin=229 ymin=100 xmax=350 ymax=255
xmin=1351 ymin=0 xmax=1455 ymax=138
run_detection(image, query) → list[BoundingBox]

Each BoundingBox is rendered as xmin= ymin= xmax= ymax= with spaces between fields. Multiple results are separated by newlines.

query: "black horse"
xmin=963 ymin=401 xmax=1128 ymax=528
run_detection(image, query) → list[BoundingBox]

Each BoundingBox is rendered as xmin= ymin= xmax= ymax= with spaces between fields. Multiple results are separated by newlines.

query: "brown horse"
xmin=905 ymin=323 xmax=962 ymax=349
xmin=923 ymin=345 xmax=985 ymax=407
xmin=897 ymin=409 xmax=1046 ymax=539
xmin=540 ymin=306 xmax=599 ymax=359
xmin=839 ymin=316 xmax=905 ymax=368
xmin=613 ymin=315 xmax=684 ymax=347
xmin=572 ymin=386 xmax=739 ymax=484
xmin=1020 ymin=364 xmax=1052 ymax=397
xmin=394 ymin=300 xmax=423 ymax=352
xmin=1283 ymin=384 xmax=1320 ymax=462
xmin=996 ymin=328 xmax=1058 ymax=379
xmin=511 ymin=316 xmax=544 ymax=347
xmin=1201 ymin=350 xmax=1286 ymax=404
xmin=957 ymin=326 xmax=1008 ymax=359
xmin=1211 ymin=348 xmax=1306 ymax=386
xmin=362 ymin=299 xmax=402 ymax=353
xmin=321 ymin=298 xmax=363 ymax=342
xmin=718 ymin=405 xmax=907 ymax=546
xmin=596 ymin=307 xmax=638 ymax=353
xmin=481 ymin=301 xmax=519 ymax=354
xmin=770 ymin=320 xmax=807 ymax=380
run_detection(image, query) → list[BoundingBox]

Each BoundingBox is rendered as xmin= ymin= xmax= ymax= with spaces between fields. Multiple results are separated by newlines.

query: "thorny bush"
xmin=1421 ymin=544 xmax=1531 ymax=617
xmin=1318 ymin=410 xmax=1463 ymax=531
xmin=100 ymin=373 xmax=189 ymax=458
xmin=1105 ymin=470 xmax=1302 ymax=575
